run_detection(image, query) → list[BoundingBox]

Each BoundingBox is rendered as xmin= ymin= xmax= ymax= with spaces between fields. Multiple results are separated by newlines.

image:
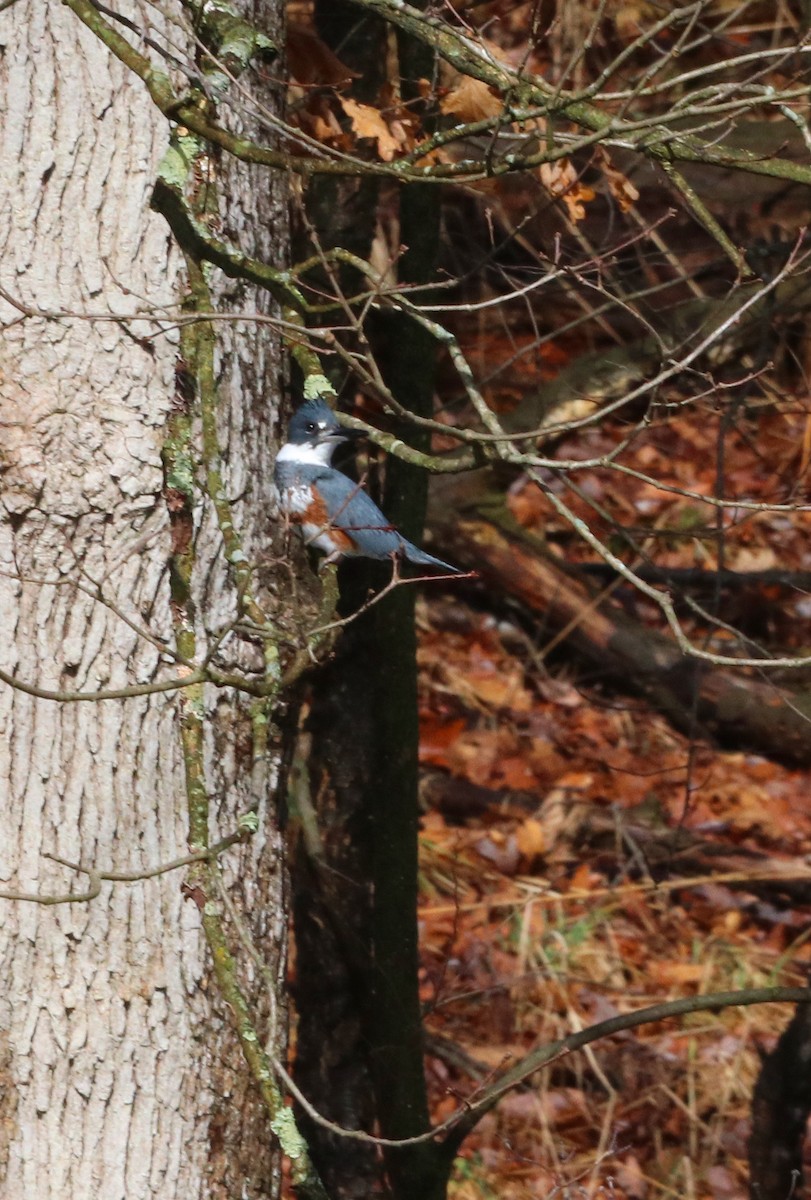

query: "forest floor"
xmin=416 ymin=401 xmax=811 ymax=1200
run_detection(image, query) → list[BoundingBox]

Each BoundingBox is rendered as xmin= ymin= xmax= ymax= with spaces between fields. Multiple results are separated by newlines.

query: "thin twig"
xmin=0 ymin=831 xmax=246 ymax=906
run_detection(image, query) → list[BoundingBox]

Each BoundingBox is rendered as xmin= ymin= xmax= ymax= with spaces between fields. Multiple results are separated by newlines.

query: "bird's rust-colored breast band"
xmin=294 ymin=492 xmax=358 ymax=552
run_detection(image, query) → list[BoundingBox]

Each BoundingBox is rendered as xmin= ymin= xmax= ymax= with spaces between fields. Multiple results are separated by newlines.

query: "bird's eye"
xmin=304 ymin=421 xmax=317 ymax=434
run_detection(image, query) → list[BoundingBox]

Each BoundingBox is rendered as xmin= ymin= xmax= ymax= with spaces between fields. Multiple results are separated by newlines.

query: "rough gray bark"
xmin=0 ymin=2 xmax=287 ymax=1196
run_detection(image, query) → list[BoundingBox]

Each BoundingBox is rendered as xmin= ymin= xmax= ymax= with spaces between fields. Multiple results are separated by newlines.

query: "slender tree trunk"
xmin=364 ymin=16 xmax=446 ymax=1193
xmin=292 ymin=6 xmax=447 ymax=1196
xmin=749 ymin=1003 xmax=811 ymax=1199
xmin=0 ymin=2 xmax=288 ymax=1196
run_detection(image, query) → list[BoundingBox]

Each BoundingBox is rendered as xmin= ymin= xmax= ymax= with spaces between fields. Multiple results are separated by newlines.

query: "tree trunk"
xmin=292 ymin=9 xmax=448 ymax=1197
xmin=749 ymin=1003 xmax=811 ymax=1200
xmin=0 ymin=3 xmax=288 ymax=1196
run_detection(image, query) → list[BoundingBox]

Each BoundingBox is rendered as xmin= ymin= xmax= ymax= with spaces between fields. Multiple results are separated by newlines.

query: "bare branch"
xmin=0 ymin=831 xmax=247 ymax=906
xmin=270 ymin=987 xmax=811 ymax=1152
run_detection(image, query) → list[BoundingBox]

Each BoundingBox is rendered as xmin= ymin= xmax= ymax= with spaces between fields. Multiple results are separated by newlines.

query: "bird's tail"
xmin=402 ymin=541 xmax=462 ymax=574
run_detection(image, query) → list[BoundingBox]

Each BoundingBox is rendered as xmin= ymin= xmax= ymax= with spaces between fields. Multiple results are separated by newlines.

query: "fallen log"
xmin=428 ymin=488 xmax=811 ymax=767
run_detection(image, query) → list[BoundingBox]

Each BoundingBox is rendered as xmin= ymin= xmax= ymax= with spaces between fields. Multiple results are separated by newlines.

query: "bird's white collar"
xmin=276 ymin=440 xmax=334 ymax=466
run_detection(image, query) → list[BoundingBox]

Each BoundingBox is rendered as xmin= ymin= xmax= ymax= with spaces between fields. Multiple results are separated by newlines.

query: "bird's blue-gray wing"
xmin=314 ymin=470 xmax=406 ymax=560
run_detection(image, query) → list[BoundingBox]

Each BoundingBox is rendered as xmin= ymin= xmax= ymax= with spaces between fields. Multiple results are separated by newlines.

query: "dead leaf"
xmin=650 ymin=960 xmax=706 ymax=986
xmin=451 ymin=657 xmax=533 ymax=712
xmin=615 ymin=1155 xmax=648 ymax=1199
xmin=515 ymin=817 xmax=546 ymax=863
xmin=596 ymin=147 xmax=640 ymax=211
xmin=287 ymin=25 xmax=358 ymax=89
xmin=475 ymin=833 xmax=521 ymax=875
xmin=569 ymin=862 xmax=603 ymax=892
xmin=339 ymin=97 xmax=403 ymax=161
xmin=538 ymin=1087 xmax=590 ymax=1128
xmin=419 ymin=717 xmax=468 ymax=770
xmin=730 ymin=545 xmax=778 ymax=572
xmin=539 ymin=159 xmax=595 ymax=222
xmin=706 ymin=1164 xmax=747 ymax=1200
xmin=297 ymin=94 xmax=352 ymax=151
xmin=440 ymin=74 xmax=503 ymax=122
xmin=492 ymin=755 xmax=538 ymax=790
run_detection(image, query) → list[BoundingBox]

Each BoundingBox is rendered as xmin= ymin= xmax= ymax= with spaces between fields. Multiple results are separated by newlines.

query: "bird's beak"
xmin=332 ymin=424 xmax=365 ymax=443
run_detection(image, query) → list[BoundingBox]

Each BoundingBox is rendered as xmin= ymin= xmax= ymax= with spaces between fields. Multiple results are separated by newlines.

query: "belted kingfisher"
xmin=274 ymin=399 xmax=460 ymax=573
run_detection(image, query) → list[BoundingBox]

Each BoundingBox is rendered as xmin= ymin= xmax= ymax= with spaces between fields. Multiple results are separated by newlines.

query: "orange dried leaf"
xmin=569 ymin=862 xmax=602 ymax=891
xmin=472 ymin=670 xmax=530 ymax=709
xmin=650 ymin=961 xmax=706 ymax=986
xmin=516 ymin=817 xmax=546 ymax=862
xmin=507 ymin=484 xmax=547 ymax=528
xmin=287 ymin=25 xmax=358 ymax=89
xmin=539 ymin=159 xmax=595 ymax=222
xmin=311 ymin=110 xmax=344 ymax=145
xmin=298 ymin=95 xmax=351 ymax=150
xmin=419 ymin=717 xmax=468 ymax=769
xmin=339 ymin=97 xmax=403 ymax=161
xmin=449 ymin=729 xmax=502 ymax=783
xmin=562 ymin=183 xmax=596 ymax=222
xmin=597 ymin=148 xmax=640 ymax=211
xmin=440 ymin=74 xmax=503 ymax=122
xmin=555 ymin=771 xmax=594 ymax=791
xmin=450 ymin=659 xmax=533 ymax=712
xmin=493 ymin=755 xmax=538 ymax=790
xmin=730 ymin=545 xmax=778 ymax=572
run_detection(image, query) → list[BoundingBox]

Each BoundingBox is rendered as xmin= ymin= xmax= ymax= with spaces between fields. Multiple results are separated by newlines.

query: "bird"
xmin=274 ymin=399 xmax=461 ymax=574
